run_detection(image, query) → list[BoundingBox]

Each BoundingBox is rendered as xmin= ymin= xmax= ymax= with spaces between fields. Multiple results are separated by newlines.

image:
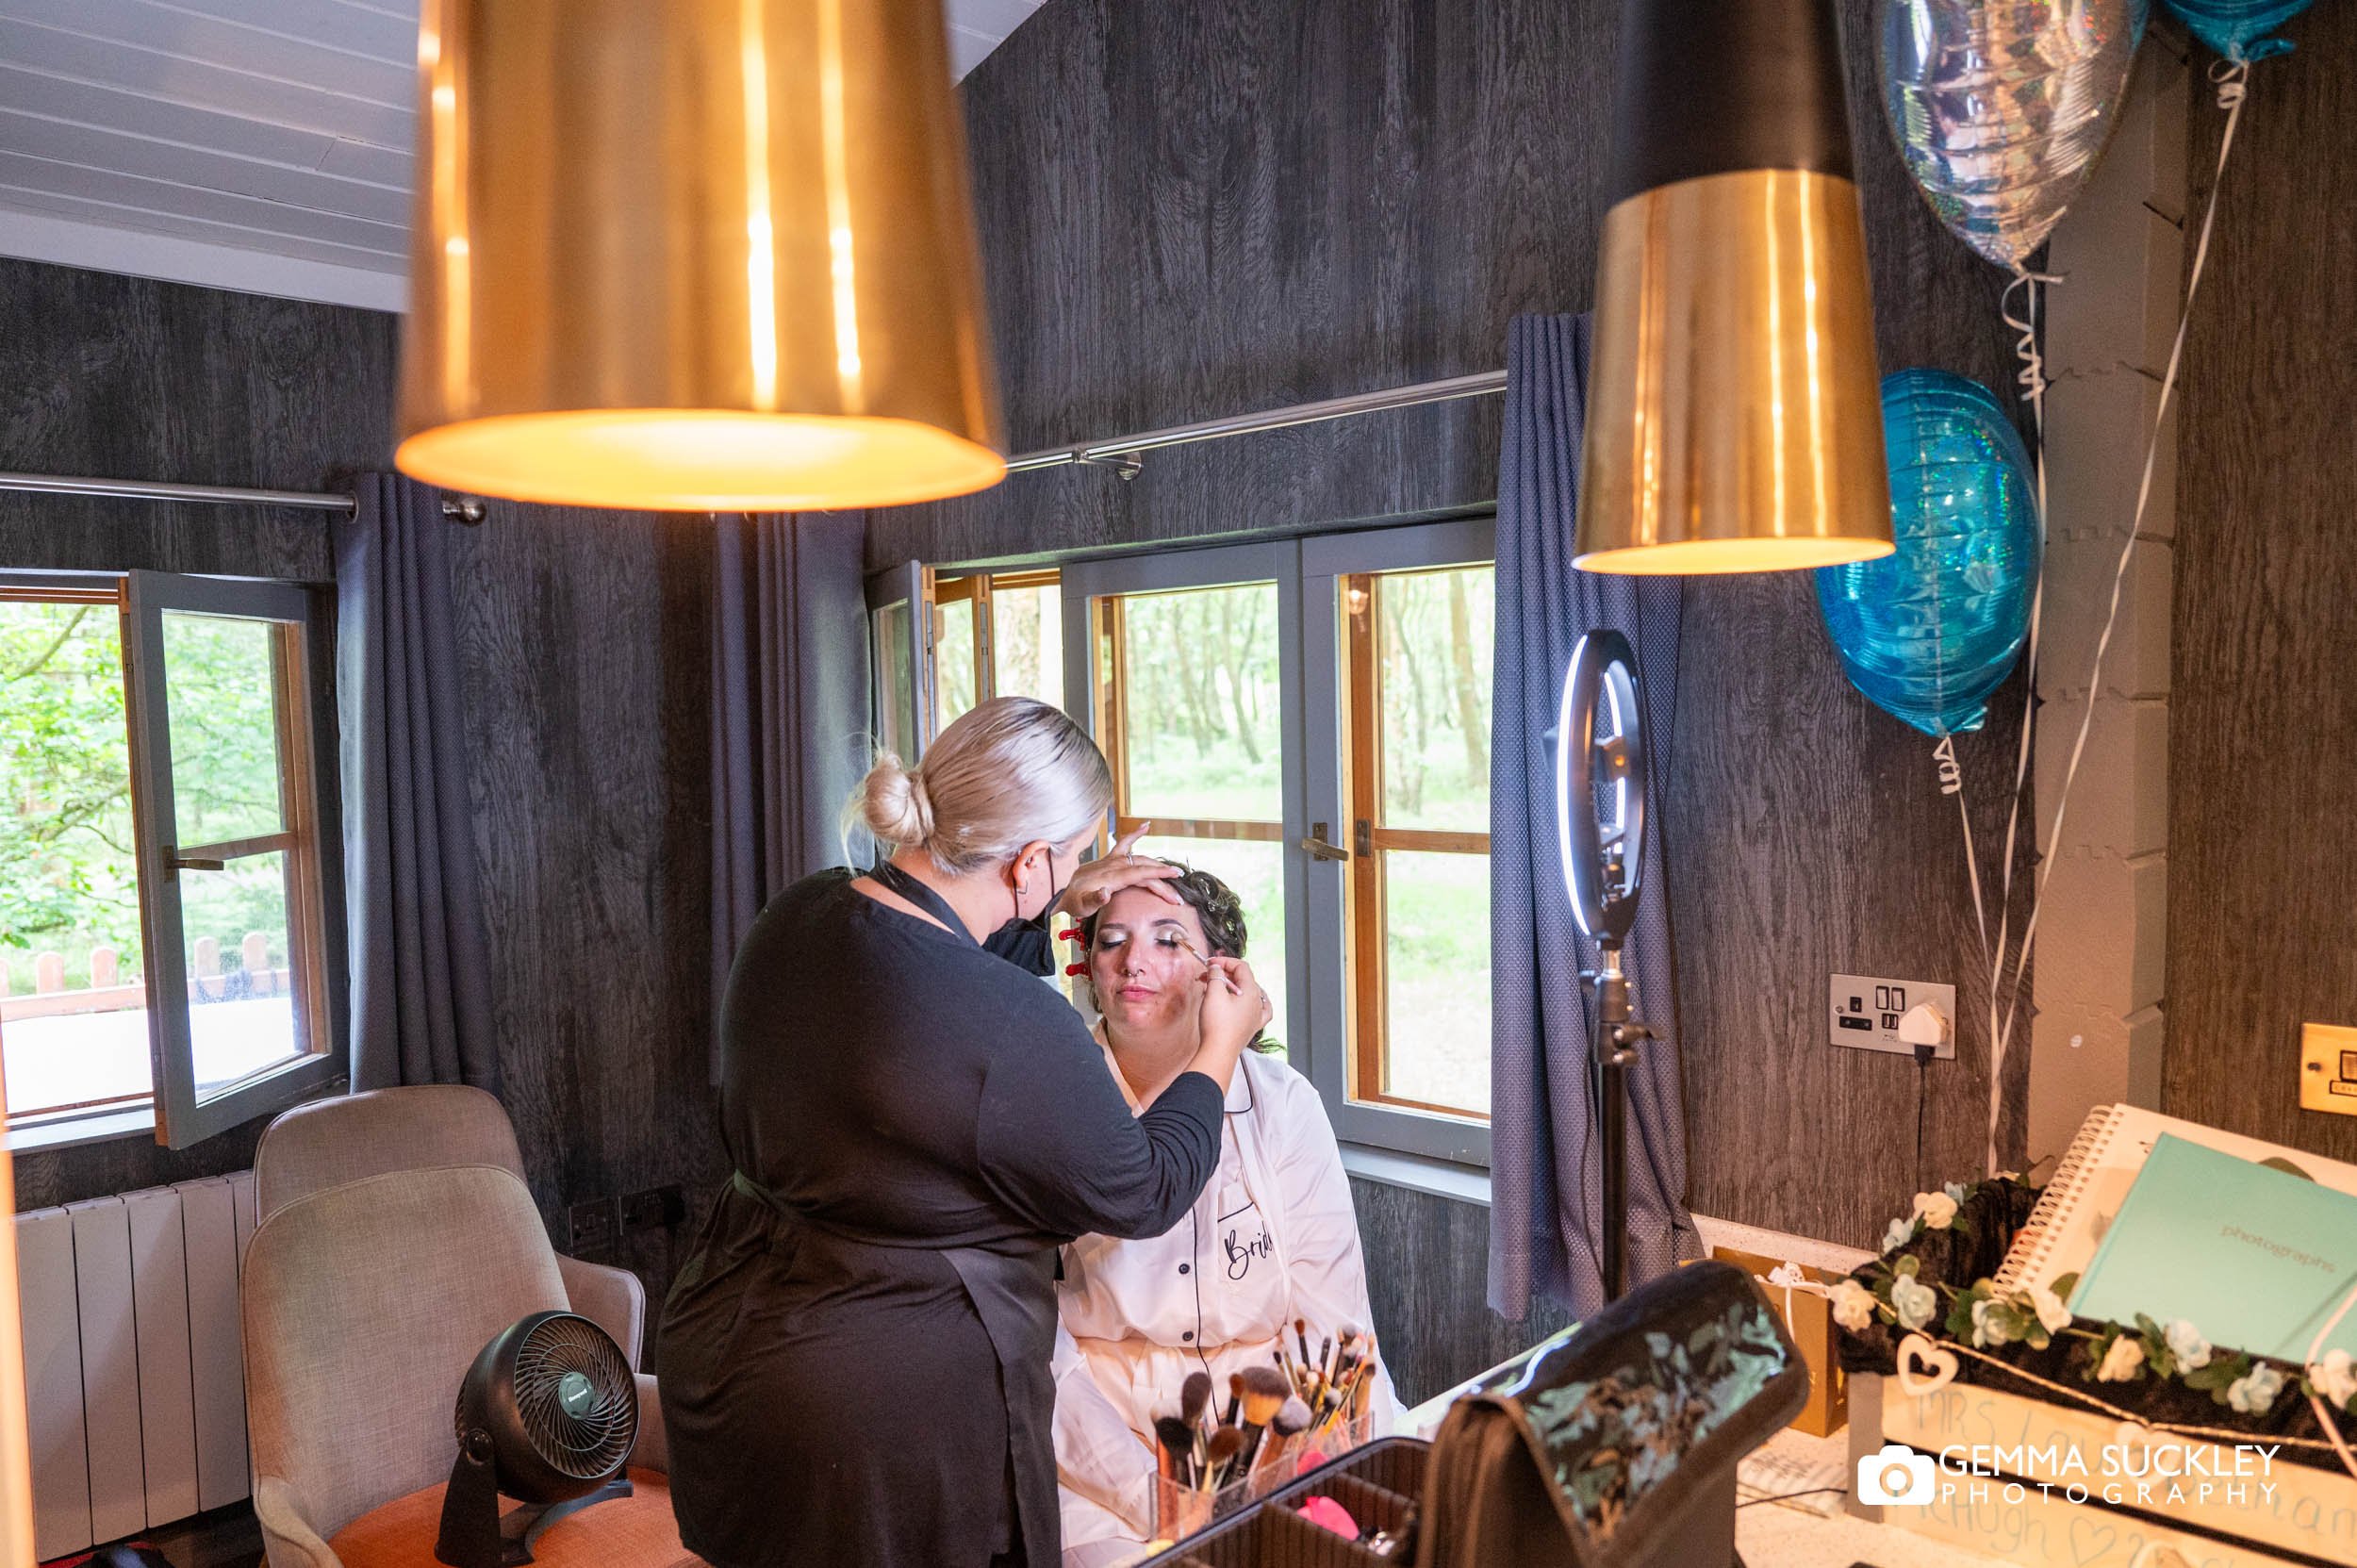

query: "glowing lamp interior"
xmin=396 ymin=410 xmax=1007 ymax=512
xmin=1572 ymin=536 xmax=1895 ymax=576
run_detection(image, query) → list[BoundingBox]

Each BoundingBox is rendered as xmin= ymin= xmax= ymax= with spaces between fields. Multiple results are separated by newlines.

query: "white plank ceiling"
xmin=0 ymin=0 xmax=1044 ymax=310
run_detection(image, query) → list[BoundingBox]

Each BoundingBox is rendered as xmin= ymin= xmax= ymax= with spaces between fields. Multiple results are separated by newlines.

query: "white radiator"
xmin=13 ymin=1171 xmax=255 ymax=1560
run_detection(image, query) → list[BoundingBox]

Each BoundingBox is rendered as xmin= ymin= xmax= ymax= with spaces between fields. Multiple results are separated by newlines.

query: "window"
xmin=872 ymin=566 xmax=1067 ymax=751
xmin=1087 ymin=571 xmax=1291 ymax=1039
xmin=1053 ymin=525 xmax=1496 ymax=1164
xmin=1302 ymin=523 xmax=1495 ymax=1162
xmin=0 ymin=571 xmax=343 ymax=1150
xmin=1340 ymin=565 xmax=1494 ymax=1117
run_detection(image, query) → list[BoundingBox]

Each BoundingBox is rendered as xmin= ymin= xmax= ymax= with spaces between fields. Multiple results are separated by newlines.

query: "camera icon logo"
xmin=1856 ymin=1442 xmax=1937 ymax=1507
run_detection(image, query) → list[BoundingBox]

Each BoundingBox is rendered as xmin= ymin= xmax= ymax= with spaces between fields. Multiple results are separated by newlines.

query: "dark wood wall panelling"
xmin=0 ymin=259 xmax=720 ymax=1298
xmin=2165 ymin=8 xmax=2357 ymax=1159
xmin=447 ymin=504 xmax=724 ymax=1281
xmin=877 ymin=0 xmax=2031 ymax=1395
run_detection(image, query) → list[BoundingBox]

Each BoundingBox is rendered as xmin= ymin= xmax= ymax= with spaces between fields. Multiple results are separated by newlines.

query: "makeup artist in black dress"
xmin=659 ymin=697 xmax=1265 ymax=1568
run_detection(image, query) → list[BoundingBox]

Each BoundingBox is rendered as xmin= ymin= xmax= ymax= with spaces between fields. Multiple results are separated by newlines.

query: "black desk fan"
xmin=1554 ymin=629 xmax=1650 ymax=1302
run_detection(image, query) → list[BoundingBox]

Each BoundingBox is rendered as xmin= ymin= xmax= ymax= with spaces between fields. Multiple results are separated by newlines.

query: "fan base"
xmin=436 ymin=1447 xmax=634 ymax=1568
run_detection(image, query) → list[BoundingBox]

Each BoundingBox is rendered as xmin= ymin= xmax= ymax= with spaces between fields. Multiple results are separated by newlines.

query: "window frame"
xmin=1302 ymin=520 xmax=1497 ymax=1166
xmin=865 ymin=561 xmax=935 ymax=762
xmin=0 ymin=569 xmax=346 ymax=1151
xmin=1060 ymin=541 xmax=1310 ymax=1057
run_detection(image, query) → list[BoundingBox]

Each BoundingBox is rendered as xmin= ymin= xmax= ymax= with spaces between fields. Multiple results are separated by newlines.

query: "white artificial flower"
xmin=1892 ymin=1275 xmax=1938 ymax=1332
xmin=1830 ymin=1278 xmax=1877 ymax=1333
xmin=2164 ymin=1319 xmax=2212 ymax=1373
xmin=1883 ymin=1215 xmax=1917 ymax=1253
xmin=1914 ymin=1191 xmax=1960 ymax=1230
xmin=2229 ymin=1364 xmax=2285 ymax=1415
xmin=2310 ymin=1348 xmax=2357 ymax=1410
xmin=2028 ymin=1285 xmax=2073 ymax=1335
xmin=2096 ymin=1335 xmax=2146 ymax=1382
xmin=1944 ymin=1180 xmax=1970 ymax=1205
xmin=1970 ymin=1297 xmax=2016 ymax=1349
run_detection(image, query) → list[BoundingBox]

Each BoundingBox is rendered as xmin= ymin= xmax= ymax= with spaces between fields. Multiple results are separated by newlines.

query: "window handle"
xmin=168 ymin=849 xmax=225 ymax=872
xmin=1299 ymin=823 xmax=1350 ymax=863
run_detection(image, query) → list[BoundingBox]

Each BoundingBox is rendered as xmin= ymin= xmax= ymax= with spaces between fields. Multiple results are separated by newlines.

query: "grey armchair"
xmin=241 ymin=1087 xmax=698 ymax=1568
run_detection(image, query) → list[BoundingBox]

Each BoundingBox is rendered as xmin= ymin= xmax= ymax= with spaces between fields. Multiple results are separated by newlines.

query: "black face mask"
xmin=994 ymin=850 xmax=1063 ymax=940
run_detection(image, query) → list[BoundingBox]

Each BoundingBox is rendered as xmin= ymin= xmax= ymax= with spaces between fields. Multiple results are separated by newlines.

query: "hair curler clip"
xmin=1063 ymin=963 xmax=1089 ymax=977
xmin=1057 ymin=928 xmax=1086 ymax=944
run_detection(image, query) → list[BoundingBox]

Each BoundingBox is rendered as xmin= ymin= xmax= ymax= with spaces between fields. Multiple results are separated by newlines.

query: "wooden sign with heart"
xmin=1894 ymin=1332 xmax=1960 ymax=1397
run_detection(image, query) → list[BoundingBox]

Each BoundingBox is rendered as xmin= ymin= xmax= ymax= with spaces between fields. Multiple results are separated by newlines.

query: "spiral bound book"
xmin=1992 ymin=1103 xmax=2357 ymax=1294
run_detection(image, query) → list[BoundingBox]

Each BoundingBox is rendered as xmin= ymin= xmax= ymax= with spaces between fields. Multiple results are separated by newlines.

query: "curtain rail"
xmin=0 ymin=470 xmax=359 ymax=514
xmin=0 ymin=369 xmax=1510 ymax=513
xmin=1003 ymin=369 xmax=1508 ymax=473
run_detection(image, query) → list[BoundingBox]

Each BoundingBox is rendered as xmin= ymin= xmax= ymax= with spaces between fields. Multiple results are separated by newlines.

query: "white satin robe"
xmin=1050 ymin=1042 xmax=1398 ymax=1557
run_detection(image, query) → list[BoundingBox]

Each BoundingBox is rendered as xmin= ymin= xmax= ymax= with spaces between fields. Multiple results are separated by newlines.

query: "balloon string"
xmin=1975 ymin=262 xmax=2053 ymax=1175
xmin=1945 ymin=737 xmax=1992 ymax=973
xmin=1989 ymin=54 xmax=2254 ymax=1134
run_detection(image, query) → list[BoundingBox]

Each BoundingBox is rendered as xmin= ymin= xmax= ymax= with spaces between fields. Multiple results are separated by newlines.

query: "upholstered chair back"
xmin=254 ymin=1084 xmax=528 ymax=1225
xmin=241 ymin=1164 xmax=569 ymax=1540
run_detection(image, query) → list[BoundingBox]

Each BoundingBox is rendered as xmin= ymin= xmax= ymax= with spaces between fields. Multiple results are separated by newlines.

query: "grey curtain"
xmin=1489 ymin=314 xmax=1699 ymax=1320
xmin=336 ymin=474 xmax=501 ymax=1093
xmin=709 ymin=510 xmax=871 ymax=1081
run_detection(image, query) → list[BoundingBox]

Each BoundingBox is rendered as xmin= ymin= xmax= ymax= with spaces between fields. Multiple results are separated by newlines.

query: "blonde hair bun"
xmin=858 ymin=752 xmax=935 ymax=850
xmin=844 ymin=698 xmax=1112 ymax=875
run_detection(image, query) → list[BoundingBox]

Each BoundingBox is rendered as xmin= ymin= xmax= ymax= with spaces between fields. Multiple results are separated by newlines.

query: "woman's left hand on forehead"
xmin=1048 ymin=822 xmax=1182 ymax=919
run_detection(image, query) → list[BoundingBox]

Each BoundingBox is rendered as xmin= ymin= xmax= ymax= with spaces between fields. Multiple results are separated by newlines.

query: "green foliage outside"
xmin=2 ymin=602 xmax=292 ymax=998
xmin=1 ymin=602 xmax=140 ymax=993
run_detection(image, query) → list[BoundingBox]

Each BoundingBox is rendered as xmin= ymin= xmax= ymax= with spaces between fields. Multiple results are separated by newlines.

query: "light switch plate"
xmin=1828 ymin=974 xmax=1957 ymax=1058
xmin=2299 ymin=1022 xmax=2357 ymax=1116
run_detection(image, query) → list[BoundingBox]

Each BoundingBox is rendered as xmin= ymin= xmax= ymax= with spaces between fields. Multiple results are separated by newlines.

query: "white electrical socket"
xmin=1828 ymin=973 xmax=1957 ymax=1059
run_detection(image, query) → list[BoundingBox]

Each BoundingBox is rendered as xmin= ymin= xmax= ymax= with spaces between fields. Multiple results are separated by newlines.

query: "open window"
xmin=2 ymin=570 xmax=343 ymax=1150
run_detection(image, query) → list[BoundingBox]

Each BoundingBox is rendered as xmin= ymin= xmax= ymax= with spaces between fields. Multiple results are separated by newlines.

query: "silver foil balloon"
xmin=1878 ymin=0 xmax=2149 ymax=267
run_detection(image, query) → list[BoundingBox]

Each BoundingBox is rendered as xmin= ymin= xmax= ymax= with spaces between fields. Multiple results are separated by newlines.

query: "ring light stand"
xmin=1556 ymin=630 xmax=1652 ymax=1302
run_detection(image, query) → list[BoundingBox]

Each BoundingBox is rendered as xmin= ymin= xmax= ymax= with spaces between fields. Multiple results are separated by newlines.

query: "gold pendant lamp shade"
xmin=1575 ymin=0 xmax=1891 ymax=573
xmin=396 ymin=0 xmax=1005 ymax=511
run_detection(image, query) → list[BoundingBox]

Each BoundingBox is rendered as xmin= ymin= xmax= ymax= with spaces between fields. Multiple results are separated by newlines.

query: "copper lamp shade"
xmin=1576 ymin=0 xmax=1890 ymax=574
xmin=397 ymin=0 xmax=1005 ymax=512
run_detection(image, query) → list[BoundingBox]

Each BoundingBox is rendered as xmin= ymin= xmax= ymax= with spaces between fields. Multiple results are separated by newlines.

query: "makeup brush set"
xmin=1151 ymin=1323 xmax=1385 ymax=1540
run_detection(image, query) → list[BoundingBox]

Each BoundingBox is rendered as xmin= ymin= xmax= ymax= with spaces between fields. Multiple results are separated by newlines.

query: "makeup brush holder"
xmin=1151 ymin=1411 xmax=1387 ymax=1546
xmin=1146 ymin=1436 xmax=1427 ymax=1566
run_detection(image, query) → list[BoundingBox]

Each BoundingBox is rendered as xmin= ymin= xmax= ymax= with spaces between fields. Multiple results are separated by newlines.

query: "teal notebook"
xmin=2070 ymin=1133 xmax=2357 ymax=1361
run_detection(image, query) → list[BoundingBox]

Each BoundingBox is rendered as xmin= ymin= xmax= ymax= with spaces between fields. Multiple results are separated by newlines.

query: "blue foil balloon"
xmin=1816 ymin=371 xmax=2039 ymax=737
xmin=2161 ymin=0 xmax=2311 ymax=59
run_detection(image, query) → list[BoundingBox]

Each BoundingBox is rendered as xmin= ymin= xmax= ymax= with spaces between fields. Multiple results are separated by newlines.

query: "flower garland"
xmin=1834 ymin=1179 xmax=2357 ymax=1424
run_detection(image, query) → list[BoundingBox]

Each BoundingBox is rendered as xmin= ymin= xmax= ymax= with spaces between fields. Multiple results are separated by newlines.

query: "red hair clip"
xmin=1057 ymin=928 xmax=1085 ymax=944
xmin=1063 ymin=962 xmax=1090 ymax=978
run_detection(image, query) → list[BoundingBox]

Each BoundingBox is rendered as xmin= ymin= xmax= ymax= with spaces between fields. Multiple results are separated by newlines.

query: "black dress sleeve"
xmin=975 ymin=1028 xmax=1223 ymax=1242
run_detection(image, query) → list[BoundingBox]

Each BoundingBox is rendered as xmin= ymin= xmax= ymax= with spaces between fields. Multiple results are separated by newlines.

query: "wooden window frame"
xmin=1301 ymin=520 xmax=1497 ymax=1167
xmin=1342 ymin=569 xmax=1493 ymax=1119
